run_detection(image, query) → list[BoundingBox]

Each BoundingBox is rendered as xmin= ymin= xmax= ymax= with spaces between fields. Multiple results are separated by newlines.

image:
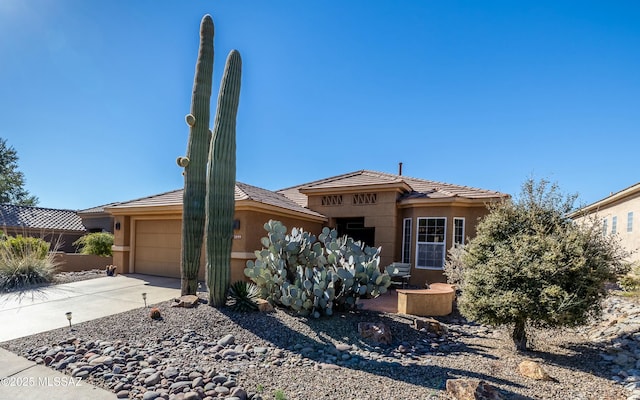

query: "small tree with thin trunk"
xmin=458 ymin=178 xmax=627 ymax=351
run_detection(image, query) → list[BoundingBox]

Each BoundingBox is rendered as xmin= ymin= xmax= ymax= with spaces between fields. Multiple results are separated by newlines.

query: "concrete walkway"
xmin=0 ymin=274 xmax=183 ymax=399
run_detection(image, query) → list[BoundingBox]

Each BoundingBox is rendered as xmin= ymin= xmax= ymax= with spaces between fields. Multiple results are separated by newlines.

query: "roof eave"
xmin=235 ymin=199 xmax=327 ymax=223
xmin=105 ymin=204 xmax=183 ymax=216
xmin=571 ymin=183 xmax=640 ymax=217
xmin=397 ymin=196 xmax=504 ymax=208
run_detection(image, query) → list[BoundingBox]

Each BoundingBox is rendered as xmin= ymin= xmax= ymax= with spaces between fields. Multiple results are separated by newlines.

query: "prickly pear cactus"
xmin=206 ymin=50 xmax=242 ymax=307
xmin=244 ymin=220 xmax=391 ymax=317
xmin=177 ymin=14 xmax=215 ymax=296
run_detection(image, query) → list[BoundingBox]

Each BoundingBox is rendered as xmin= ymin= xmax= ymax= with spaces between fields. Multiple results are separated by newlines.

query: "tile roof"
xmin=278 ymin=170 xmax=508 ymax=207
xmin=78 ymin=202 xmax=121 ymax=214
xmin=108 ymin=183 xmax=325 ymax=219
xmin=0 ymin=204 xmax=87 ymax=232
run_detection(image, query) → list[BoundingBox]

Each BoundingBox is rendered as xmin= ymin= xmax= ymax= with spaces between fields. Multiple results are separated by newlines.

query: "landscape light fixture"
xmin=142 ymin=292 xmax=147 ymax=307
xmin=65 ymin=312 xmax=72 ymax=329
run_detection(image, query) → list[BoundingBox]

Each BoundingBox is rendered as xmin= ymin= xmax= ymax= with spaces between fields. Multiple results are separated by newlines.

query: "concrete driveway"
xmin=0 ymin=274 xmax=180 ymax=342
xmin=0 ymin=274 xmax=182 ymax=343
xmin=0 ymin=274 xmax=183 ymax=399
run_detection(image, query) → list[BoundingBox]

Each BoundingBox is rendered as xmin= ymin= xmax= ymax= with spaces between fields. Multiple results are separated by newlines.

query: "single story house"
xmin=571 ymin=182 xmax=640 ymax=264
xmin=0 ymin=204 xmax=87 ymax=253
xmin=107 ymin=170 xmax=508 ymax=285
xmin=77 ymin=203 xmax=118 ymax=233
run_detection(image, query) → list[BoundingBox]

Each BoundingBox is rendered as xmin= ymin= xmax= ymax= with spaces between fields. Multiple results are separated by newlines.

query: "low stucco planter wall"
xmin=54 ymin=253 xmax=113 ymax=272
xmin=397 ymin=283 xmax=456 ymax=317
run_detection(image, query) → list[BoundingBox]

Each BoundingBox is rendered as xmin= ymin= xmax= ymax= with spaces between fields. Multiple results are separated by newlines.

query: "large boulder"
xmin=518 ymin=360 xmax=552 ymax=381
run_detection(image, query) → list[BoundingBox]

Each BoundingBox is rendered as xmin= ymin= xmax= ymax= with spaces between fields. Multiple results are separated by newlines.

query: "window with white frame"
xmin=402 ymin=218 xmax=411 ymax=264
xmin=628 ymin=212 xmax=634 ymax=233
xmin=416 ymin=217 xmax=446 ymax=269
xmin=612 ymin=216 xmax=617 ymax=235
xmin=454 ymin=217 xmax=465 ymax=245
xmin=602 ymin=218 xmax=608 ymax=236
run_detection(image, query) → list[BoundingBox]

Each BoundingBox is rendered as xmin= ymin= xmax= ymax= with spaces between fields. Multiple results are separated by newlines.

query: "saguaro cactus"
xmin=177 ymin=15 xmax=214 ymax=295
xmin=206 ymin=50 xmax=242 ymax=306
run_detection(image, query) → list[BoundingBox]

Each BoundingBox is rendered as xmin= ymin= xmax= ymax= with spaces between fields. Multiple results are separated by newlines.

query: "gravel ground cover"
xmin=1 ymin=288 xmax=631 ymax=400
xmin=53 ymin=269 xmax=107 ymax=284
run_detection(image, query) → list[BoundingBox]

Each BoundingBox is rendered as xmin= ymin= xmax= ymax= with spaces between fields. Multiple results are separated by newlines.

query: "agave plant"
xmin=227 ymin=281 xmax=261 ymax=312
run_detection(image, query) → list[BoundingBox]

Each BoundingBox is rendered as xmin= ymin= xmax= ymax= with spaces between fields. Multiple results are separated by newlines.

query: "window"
xmin=416 ymin=217 xmax=446 ymax=269
xmin=612 ymin=216 xmax=617 ymax=235
xmin=628 ymin=212 xmax=634 ymax=233
xmin=602 ymin=218 xmax=608 ymax=236
xmin=454 ymin=218 xmax=465 ymax=245
xmin=401 ymin=218 xmax=411 ymax=264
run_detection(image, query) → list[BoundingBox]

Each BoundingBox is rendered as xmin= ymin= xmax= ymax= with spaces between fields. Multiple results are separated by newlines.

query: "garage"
xmin=134 ymin=219 xmax=181 ymax=277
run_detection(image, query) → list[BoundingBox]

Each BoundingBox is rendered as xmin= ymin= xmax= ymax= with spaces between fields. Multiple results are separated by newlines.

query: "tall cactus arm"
xmin=179 ymin=14 xmax=215 ymax=296
xmin=206 ymin=50 xmax=242 ymax=307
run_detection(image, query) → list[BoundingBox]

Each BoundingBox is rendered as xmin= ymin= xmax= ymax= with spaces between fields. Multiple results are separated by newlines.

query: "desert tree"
xmin=458 ymin=178 xmax=627 ymax=351
xmin=0 ymin=138 xmax=38 ymax=206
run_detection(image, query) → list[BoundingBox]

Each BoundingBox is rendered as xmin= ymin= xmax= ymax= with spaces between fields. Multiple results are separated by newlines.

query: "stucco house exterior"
xmin=107 ymin=170 xmax=508 ymax=285
xmin=571 ymin=182 xmax=640 ymax=264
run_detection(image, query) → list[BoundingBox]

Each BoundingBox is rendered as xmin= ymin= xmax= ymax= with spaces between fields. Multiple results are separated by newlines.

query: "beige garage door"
xmin=134 ymin=219 xmax=181 ymax=277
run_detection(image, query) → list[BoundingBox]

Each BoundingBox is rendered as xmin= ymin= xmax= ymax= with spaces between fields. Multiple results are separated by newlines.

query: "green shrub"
xmin=1 ymin=235 xmax=49 ymax=259
xmin=245 ymin=220 xmax=390 ymax=318
xmin=227 ymin=280 xmax=261 ymax=311
xmin=0 ymin=235 xmax=59 ymax=291
xmin=73 ymin=232 xmax=114 ymax=256
xmin=619 ymin=263 xmax=640 ymax=291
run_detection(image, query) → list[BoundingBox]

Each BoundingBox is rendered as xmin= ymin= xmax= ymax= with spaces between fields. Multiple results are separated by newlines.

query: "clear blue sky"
xmin=1 ymin=1 xmax=638 ymax=210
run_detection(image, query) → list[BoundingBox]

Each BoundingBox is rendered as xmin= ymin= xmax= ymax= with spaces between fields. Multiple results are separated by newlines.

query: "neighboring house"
xmin=107 ymin=170 xmax=507 ymax=285
xmin=78 ymin=203 xmax=118 ymax=233
xmin=571 ymin=182 xmax=640 ymax=264
xmin=0 ymin=204 xmax=87 ymax=253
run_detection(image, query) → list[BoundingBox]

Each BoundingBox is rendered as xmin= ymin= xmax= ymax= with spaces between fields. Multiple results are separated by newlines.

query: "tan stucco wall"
xmin=307 ymin=191 xmax=400 ymax=268
xmin=110 ymin=208 xmax=324 ymax=283
xmin=399 ymin=202 xmax=492 ymax=285
xmin=574 ymin=193 xmax=640 ymax=264
xmin=54 ymin=253 xmax=113 ymax=272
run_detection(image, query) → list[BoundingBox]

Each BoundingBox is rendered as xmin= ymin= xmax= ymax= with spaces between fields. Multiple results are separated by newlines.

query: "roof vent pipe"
xmin=398 ymin=162 xmax=403 ymax=176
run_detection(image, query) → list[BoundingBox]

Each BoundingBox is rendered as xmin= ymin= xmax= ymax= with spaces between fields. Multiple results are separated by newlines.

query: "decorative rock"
xmin=231 ymin=387 xmax=248 ymax=400
xmin=169 ymin=380 xmax=192 ymax=392
xmin=116 ymin=390 xmax=130 ymax=399
xmin=255 ymin=299 xmax=274 ymax=312
xmin=414 ymin=317 xmax=448 ymax=336
xmin=217 ymin=334 xmax=235 ymax=347
xmin=164 ymin=366 xmax=180 ymax=379
xmin=358 ymin=322 xmax=392 ymax=345
xmin=171 ymin=295 xmax=200 ymax=308
xmin=320 ymin=363 xmax=340 ymax=370
xmin=89 ymin=355 xmax=114 ymax=366
xmin=183 ymin=392 xmax=200 ymax=400
xmin=335 ymin=343 xmax=351 ymax=352
xmin=446 ymin=379 xmax=503 ymax=400
xmin=192 ymin=377 xmax=204 ymax=388
xmin=518 ymin=360 xmax=552 ymax=381
xmin=145 ymin=371 xmax=163 ymax=386
xmin=215 ymin=386 xmax=230 ymax=395
xmin=143 ymin=391 xmax=161 ymax=400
